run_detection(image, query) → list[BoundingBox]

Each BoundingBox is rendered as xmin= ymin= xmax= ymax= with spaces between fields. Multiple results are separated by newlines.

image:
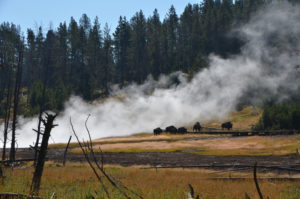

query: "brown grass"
xmin=69 ymin=134 xmax=300 ymax=156
xmin=1 ymin=162 xmax=299 ymax=199
xmin=203 ymin=106 xmax=262 ymax=130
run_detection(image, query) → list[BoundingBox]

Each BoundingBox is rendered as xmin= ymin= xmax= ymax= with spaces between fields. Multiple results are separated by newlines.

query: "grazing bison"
xmin=178 ymin=127 xmax=187 ymax=134
xmin=193 ymin=122 xmax=202 ymax=132
xmin=153 ymin=127 xmax=163 ymax=135
xmin=221 ymin=122 xmax=233 ymax=130
xmin=165 ymin=126 xmax=178 ymax=134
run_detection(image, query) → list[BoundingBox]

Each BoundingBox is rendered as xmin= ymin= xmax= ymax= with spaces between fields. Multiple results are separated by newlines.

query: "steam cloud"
xmin=1 ymin=1 xmax=300 ymax=147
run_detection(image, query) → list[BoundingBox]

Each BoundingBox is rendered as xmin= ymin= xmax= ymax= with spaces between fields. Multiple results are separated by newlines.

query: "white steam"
xmin=1 ymin=1 xmax=300 ymax=147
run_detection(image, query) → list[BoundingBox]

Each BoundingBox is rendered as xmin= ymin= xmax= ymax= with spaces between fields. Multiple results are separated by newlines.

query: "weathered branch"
xmin=84 ymin=116 xmax=142 ymax=199
xmin=253 ymin=162 xmax=263 ymax=199
xmin=63 ymin=136 xmax=72 ymax=166
xmin=33 ymin=129 xmax=44 ymax=136
xmin=70 ymin=117 xmax=110 ymax=199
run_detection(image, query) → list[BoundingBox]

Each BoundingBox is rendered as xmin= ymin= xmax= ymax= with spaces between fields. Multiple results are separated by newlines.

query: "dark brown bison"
xmin=153 ymin=127 xmax=163 ymax=135
xmin=165 ymin=126 xmax=177 ymax=134
xmin=178 ymin=127 xmax=187 ymax=134
xmin=221 ymin=122 xmax=233 ymax=130
xmin=193 ymin=122 xmax=202 ymax=132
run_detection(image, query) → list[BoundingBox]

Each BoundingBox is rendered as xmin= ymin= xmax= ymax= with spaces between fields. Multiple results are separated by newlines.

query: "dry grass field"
xmin=1 ymin=162 xmax=300 ymax=199
xmin=67 ymin=134 xmax=300 ymax=155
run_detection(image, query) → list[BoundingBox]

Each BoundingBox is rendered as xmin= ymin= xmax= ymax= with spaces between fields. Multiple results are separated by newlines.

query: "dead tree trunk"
xmin=9 ymin=46 xmax=23 ymax=163
xmin=70 ymin=116 xmax=144 ymax=199
xmin=253 ymin=162 xmax=263 ymax=199
xmin=30 ymin=113 xmax=57 ymax=196
xmin=33 ymin=79 xmax=47 ymax=165
xmin=63 ymin=135 xmax=72 ymax=166
xmin=33 ymin=55 xmax=50 ymax=166
xmin=2 ymin=65 xmax=13 ymax=161
xmin=33 ymin=104 xmax=45 ymax=166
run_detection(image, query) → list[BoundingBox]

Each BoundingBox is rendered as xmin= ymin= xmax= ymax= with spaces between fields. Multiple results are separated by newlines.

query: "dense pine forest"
xmin=0 ymin=0 xmax=299 ymax=117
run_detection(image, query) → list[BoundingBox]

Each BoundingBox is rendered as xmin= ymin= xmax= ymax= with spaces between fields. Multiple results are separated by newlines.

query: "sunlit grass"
xmin=66 ymin=134 xmax=300 ymax=156
xmin=1 ymin=162 xmax=300 ymax=199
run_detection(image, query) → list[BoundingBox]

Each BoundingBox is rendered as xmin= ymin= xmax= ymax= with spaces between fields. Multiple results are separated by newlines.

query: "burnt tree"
xmin=70 ymin=115 xmax=144 ymax=199
xmin=9 ymin=44 xmax=24 ymax=163
xmin=33 ymin=58 xmax=50 ymax=166
xmin=30 ymin=113 xmax=57 ymax=195
xmin=63 ymin=135 xmax=72 ymax=166
xmin=2 ymin=64 xmax=13 ymax=161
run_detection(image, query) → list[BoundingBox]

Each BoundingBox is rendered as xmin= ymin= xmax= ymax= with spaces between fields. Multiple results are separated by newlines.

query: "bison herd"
xmin=153 ymin=121 xmax=233 ymax=135
xmin=153 ymin=126 xmax=187 ymax=135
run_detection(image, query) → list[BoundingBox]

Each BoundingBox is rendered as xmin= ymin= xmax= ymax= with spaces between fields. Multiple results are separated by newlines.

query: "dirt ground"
xmin=13 ymin=147 xmax=300 ymax=169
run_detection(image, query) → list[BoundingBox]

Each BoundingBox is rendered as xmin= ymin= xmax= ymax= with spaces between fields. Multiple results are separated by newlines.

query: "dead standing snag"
xmin=70 ymin=117 xmax=110 ymax=199
xmin=254 ymin=162 xmax=263 ymax=199
xmin=30 ymin=113 xmax=58 ymax=196
xmin=63 ymin=135 xmax=72 ymax=166
xmin=70 ymin=115 xmax=143 ymax=199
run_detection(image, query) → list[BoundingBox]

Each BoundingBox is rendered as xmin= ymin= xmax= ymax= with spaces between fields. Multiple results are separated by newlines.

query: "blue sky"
xmin=0 ymin=0 xmax=200 ymax=34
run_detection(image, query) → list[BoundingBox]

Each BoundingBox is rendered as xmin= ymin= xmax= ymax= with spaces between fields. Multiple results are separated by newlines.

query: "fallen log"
xmin=179 ymin=177 xmax=300 ymax=181
xmin=0 ymin=158 xmax=37 ymax=163
xmin=141 ymin=164 xmax=300 ymax=172
xmin=0 ymin=192 xmax=44 ymax=199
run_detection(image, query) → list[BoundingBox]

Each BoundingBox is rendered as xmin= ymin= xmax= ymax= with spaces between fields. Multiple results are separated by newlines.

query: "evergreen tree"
xmin=129 ymin=10 xmax=148 ymax=83
xmin=164 ymin=5 xmax=179 ymax=72
xmin=56 ymin=22 xmax=69 ymax=85
xmin=178 ymin=4 xmax=194 ymax=72
xmin=78 ymin=24 xmax=90 ymax=100
xmin=103 ymin=23 xmax=114 ymax=96
xmin=147 ymin=9 xmax=163 ymax=79
xmin=87 ymin=16 xmax=102 ymax=99
xmin=68 ymin=17 xmax=80 ymax=94
xmin=0 ymin=1 xmax=285 ymax=117
xmin=24 ymin=29 xmax=36 ymax=89
xmin=113 ymin=17 xmax=131 ymax=86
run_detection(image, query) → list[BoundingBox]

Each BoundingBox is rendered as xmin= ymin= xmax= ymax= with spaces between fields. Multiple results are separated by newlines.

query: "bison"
xmin=178 ymin=127 xmax=187 ymax=134
xmin=221 ymin=122 xmax=233 ymax=130
xmin=153 ymin=127 xmax=163 ymax=135
xmin=165 ymin=125 xmax=178 ymax=134
xmin=193 ymin=122 xmax=202 ymax=132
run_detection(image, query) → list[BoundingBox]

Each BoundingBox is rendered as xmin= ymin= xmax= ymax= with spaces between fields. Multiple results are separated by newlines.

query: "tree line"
xmin=0 ymin=0 xmax=297 ymax=118
xmin=255 ymin=103 xmax=300 ymax=130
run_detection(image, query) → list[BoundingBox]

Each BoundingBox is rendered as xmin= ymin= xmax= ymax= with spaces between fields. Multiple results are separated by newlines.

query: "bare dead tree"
xmin=83 ymin=115 xmax=143 ymax=199
xmin=70 ymin=117 xmax=110 ymax=199
xmin=70 ymin=116 xmax=143 ymax=199
xmin=2 ymin=63 xmax=13 ymax=161
xmin=63 ymin=135 xmax=72 ymax=166
xmin=30 ymin=113 xmax=57 ymax=196
xmin=9 ymin=43 xmax=24 ymax=163
xmin=33 ymin=63 xmax=49 ymax=166
xmin=254 ymin=162 xmax=263 ymax=199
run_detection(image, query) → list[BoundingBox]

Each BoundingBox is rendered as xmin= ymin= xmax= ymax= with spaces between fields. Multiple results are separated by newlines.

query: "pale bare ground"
xmin=71 ymin=134 xmax=300 ymax=155
xmin=93 ymin=134 xmax=172 ymax=143
xmin=92 ymin=133 xmax=220 ymax=144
